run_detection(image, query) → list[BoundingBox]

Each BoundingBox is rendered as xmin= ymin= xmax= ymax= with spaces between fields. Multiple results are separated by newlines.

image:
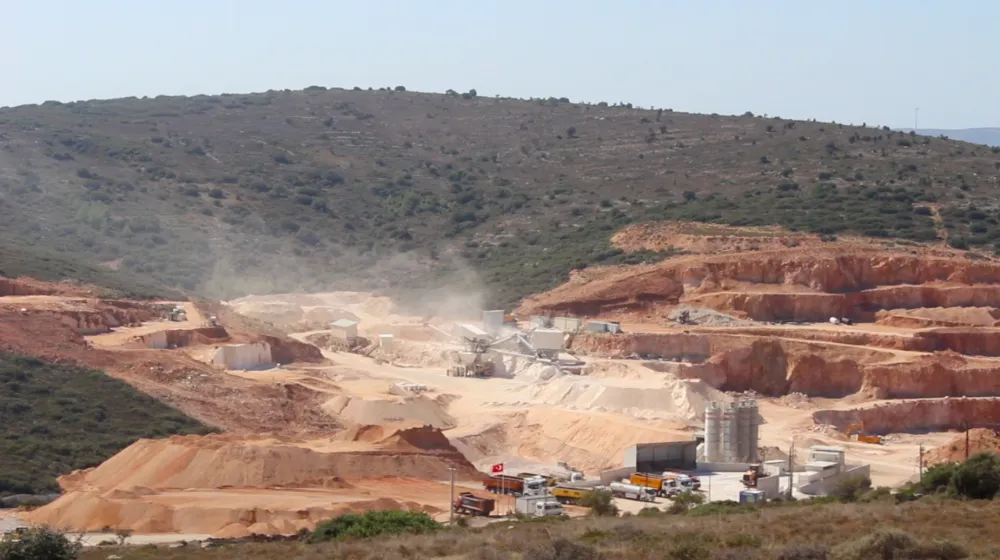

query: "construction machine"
xmin=447 ymin=336 xmax=496 ymax=377
xmin=742 ymin=464 xmax=764 ymax=488
xmin=845 ymin=422 xmax=883 ymax=445
xmin=454 ymin=492 xmax=495 ymax=517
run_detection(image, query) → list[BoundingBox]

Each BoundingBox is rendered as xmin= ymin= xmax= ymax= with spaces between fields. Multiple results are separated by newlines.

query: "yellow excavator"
xmin=845 ymin=422 xmax=883 ymax=445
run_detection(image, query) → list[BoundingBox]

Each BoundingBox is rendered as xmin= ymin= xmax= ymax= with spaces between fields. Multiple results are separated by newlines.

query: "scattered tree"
xmin=578 ymin=489 xmax=618 ymax=517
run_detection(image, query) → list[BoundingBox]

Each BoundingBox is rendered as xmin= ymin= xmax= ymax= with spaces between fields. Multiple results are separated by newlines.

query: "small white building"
xmin=531 ymin=328 xmax=565 ymax=353
xmin=552 ymin=317 xmax=582 ymax=332
xmin=378 ymin=334 xmax=394 ymax=351
xmin=330 ymin=319 xmax=359 ymax=341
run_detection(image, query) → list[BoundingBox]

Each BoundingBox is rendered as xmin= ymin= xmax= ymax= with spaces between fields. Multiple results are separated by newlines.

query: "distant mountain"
xmin=910 ymin=128 xmax=1000 ymax=147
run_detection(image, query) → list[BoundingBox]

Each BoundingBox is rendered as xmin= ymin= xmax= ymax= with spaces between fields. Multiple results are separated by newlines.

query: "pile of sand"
xmin=451 ymin=408 xmax=693 ymax=473
xmin=23 ymin=427 xmax=478 ymax=536
xmin=509 ymin=376 xmax=724 ymax=423
xmin=379 ymin=339 xmax=453 ymax=368
xmin=322 ymin=395 xmax=456 ymax=429
xmin=514 ymin=363 xmax=565 ymax=383
xmin=24 ymin=487 xmax=442 ymax=537
xmin=53 ymin=430 xmax=480 ymax=494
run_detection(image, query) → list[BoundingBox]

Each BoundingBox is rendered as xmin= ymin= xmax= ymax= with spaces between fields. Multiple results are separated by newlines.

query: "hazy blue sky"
xmin=3 ymin=0 xmax=996 ymax=128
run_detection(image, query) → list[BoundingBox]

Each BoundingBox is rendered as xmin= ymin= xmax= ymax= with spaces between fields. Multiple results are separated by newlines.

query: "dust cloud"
xmin=197 ymin=232 xmax=486 ymax=318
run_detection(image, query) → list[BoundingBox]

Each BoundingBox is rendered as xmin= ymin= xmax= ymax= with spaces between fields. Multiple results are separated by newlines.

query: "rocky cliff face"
xmin=812 ymin=397 xmax=1000 ymax=435
xmin=520 ymin=248 xmax=1000 ymax=322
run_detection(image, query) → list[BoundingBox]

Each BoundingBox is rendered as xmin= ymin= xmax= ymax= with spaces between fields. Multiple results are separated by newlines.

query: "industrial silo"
xmin=737 ymin=399 xmax=752 ymax=462
xmin=747 ymin=398 xmax=760 ymax=462
xmin=720 ymin=403 xmax=737 ymax=462
xmin=704 ymin=402 xmax=722 ymax=462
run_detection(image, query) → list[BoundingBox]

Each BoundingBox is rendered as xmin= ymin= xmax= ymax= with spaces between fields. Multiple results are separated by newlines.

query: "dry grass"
xmin=79 ymin=498 xmax=1000 ymax=559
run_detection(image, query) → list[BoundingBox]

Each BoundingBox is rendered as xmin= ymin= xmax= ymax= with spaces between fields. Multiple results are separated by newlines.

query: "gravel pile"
xmin=667 ymin=304 xmax=755 ymax=327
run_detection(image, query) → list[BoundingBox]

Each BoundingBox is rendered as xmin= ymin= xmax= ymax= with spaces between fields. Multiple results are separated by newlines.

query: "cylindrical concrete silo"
xmin=747 ymin=398 xmax=760 ymax=462
xmin=720 ymin=403 xmax=737 ymax=462
xmin=704 ymin=402 xmax=721 ymax=462
xmin=737 ymin=399 xmax=752 ymax=462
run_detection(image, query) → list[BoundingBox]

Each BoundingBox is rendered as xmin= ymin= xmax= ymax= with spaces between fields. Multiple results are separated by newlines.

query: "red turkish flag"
xmin=491 ymin=462 xmax=504 ymax=473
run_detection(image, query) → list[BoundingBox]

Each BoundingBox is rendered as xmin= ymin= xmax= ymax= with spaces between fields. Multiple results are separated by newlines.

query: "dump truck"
xmin=483 ymin=474 xmax=547 ymax=496
xmin=454 ymin=492 xmax=495 ymax=516
xmin=609 ymin=481 xmax=656 ymax=502
xmin=845 ymin=422 xmax=883 ymax=444
xmin=629 ymin=473 xmax=680 ymax=498
xmin=550 ymin=485 xmax=595 ymax=504
xmin=517 ymin=472 xmax=558 ymax=487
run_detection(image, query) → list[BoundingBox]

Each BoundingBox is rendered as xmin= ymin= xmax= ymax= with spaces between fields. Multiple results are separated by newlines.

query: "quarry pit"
xmin=6 ymin=229 xmax=1000 ymax=538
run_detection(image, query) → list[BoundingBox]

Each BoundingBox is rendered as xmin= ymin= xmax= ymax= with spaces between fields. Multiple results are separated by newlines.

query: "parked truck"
xmin=483 ymin=474 xmax=547 ymax=497
xmin=454 ymin=492 xmax=495 ymax=516
xmin=609 ymin=481 xmax=656 ymax=502
xmin=550 ymin=485 xmax=601 ymax=504
xmin=517 ymin=472 xmax=558 ymax=487
xmin=664 ymin=472 xmax=701 ymax=491
xmin=629 ymin=473 xmax=681 ymax=498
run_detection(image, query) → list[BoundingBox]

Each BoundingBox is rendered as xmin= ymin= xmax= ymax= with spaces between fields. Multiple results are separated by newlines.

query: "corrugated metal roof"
xmin=330 ymin=319 xmax=358 ymax=328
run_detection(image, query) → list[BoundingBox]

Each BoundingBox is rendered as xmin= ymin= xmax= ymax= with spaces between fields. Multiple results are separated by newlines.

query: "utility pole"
xmin=919 ymin=444 xmax=924 ymax=483
xmin=449 ymin=467 xmax=456 ymax=525
xmin=966 ymin=422 xmax=970 ymax=460
xmin=786 ymin=442 xmax=795 ymax=500
xmin=914 ymin=108 xmax=919 ymax=131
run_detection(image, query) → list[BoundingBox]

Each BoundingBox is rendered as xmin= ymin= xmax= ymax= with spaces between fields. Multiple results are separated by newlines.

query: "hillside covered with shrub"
xmin=2 ymin=87 xmax=999 ymax=307
xmin=0 ymin=353 xmax=213 ymax=496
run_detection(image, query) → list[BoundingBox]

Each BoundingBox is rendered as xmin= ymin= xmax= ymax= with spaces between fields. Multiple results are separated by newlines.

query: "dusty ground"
xmin=8 ymin=229 xmax=1000 ymax=538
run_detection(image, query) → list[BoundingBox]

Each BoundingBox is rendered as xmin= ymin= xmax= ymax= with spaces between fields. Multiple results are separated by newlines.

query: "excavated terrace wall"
xmin=915 ymin=329 xmax=1000 ymax=357
xmin=212 ymin=342 xmax=273 ymax=370
xmin=522 ymin=250 xmax=1000 ymax=320
xmin=861 ymin=359 xmax=1000 ymax=399
xmin=0 ymin=279 xmax=57 ymax=296
xmin=258 ymin=335 xmax=324 ymax=364
xmin=690 ymin=286 xmax=1000 ymax=323
xmin=812 ymin=398 xmax=1000 ymax=435
xmin=138 ymin=327 xmax=231 ymax=349
xmin=48 ymin=303 xmax=156 ymax=335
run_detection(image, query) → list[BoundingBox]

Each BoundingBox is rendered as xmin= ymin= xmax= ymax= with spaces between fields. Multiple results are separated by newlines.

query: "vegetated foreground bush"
xmin=0 ymin=353 xmax=213 ymax=496
xmin=307 ymin=510 xmax=441 ymax=543
xmin=0 ymin=528 xmax=81 ymax=560
xmin=910 ymin=451 xmax=1000 ymax=500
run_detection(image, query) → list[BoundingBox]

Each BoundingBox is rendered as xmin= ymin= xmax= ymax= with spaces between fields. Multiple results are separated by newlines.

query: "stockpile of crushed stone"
xmin=515 ymin=376 xmax=725 ymax=423
xmin=667 ymin=304 xmax=755 ymax=326
xmin=322 ymin=394 xmax=457 ymax=429
xmin=23 ymin=428 xmax=475 ymax=536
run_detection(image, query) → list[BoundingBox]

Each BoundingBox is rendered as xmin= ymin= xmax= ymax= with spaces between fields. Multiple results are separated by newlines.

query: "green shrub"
xmin=306 ymin=510 xmax=440 ymax=543
xmin=830 ymin=475 xmax=872 ymax=503
xmin=0 ymin=353 xmax=213 ymax=496
xmin=918 ymin=462 xmax=958 ymax=494
xmin=578 ymin=489 xmax=618 ymax=517
xmin=0 ymin=528 xmax=81 ymax=560
xmin=950 ymin=452 xmax=1000 ymax=499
